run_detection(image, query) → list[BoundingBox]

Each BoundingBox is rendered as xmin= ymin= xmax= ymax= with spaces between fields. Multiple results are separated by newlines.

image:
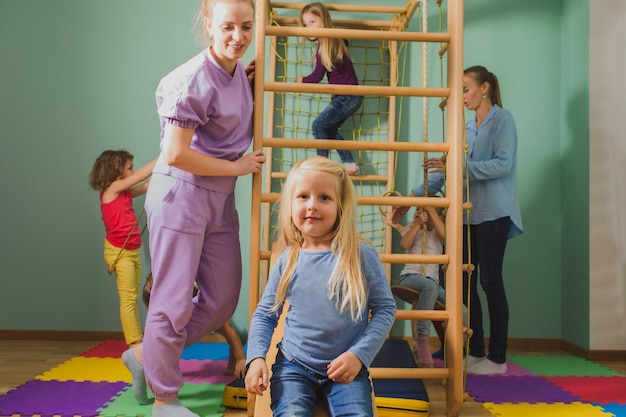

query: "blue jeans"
xmin=312 ymin=95 xmax=363 ymax=164
xmin=392 ymin=273 xmax=442 ymax=336
xmin=463 ymin=217 xmax=511 ymax=364
xmin=270 ymin=351 xmax=373 ymax=417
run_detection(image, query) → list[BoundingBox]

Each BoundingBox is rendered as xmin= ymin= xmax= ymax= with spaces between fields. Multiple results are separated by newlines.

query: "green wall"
xmin=560 ymin=0 xmax=590 ymax=348
xmin=0 ymin=0 xmax=589 ymax=347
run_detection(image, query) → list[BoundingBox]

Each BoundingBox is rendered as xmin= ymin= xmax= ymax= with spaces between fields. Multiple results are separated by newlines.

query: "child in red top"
xmin=89 ymin=150 xmax=156 ymax=349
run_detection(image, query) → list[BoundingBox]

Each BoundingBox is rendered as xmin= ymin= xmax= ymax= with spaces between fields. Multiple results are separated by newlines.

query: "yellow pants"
xmin=104 ymin=239 xmax=143 ymax=346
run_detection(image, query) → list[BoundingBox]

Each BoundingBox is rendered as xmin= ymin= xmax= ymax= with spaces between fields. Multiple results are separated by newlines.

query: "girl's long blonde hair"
xmin=271 ymin=156 xmax=367 ymax=321
xmin=300 ymin=2 xmax=351 ymax=73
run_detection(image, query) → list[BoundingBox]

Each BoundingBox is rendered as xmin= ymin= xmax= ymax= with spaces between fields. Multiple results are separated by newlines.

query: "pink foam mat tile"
xmin=80 ymin=339 xmax=128 ymax=358
xmin=180 ymin=358 xmax=236 ymax=384
xmin=0 ymin=379 xmax=127 ymax=417
xmin=548 ymin=376 xmax=626 ymax=404
xmin=482 ymin=402 xmax=613 ymax=417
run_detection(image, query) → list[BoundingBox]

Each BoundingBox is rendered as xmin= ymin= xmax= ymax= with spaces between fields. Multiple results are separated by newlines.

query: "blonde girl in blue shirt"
xmin=245 ymin=156 xmax=396 ymax=417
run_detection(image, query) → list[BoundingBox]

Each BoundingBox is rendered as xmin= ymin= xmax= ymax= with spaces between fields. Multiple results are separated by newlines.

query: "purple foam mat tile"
xmin=0 ymin=379 xmax=128 ymax=417
xmin=465 ymin=375 xmax=581 ymax=404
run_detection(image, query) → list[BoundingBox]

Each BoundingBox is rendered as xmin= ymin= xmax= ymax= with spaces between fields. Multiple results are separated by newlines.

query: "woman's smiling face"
xmin=206 ymin=0 xmax=254 ymax=73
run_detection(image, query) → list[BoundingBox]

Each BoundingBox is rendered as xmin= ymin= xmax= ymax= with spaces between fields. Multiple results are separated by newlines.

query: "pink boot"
xmin=416 ymin=334 xmax=434 ymax=368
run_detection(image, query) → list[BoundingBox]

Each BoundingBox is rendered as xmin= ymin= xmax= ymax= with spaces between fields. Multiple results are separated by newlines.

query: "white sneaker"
xmin=465 ymin=354 xmax=486 ymax=367
xmin=343 ymin=162 xmax=358 ymax=175
xmin=466 ymin=358 xmax=507 ymax=375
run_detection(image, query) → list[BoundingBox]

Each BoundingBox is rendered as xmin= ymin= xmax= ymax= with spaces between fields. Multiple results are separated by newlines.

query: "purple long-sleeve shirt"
xmin=301 ymin=41 xmax=359 ymax=86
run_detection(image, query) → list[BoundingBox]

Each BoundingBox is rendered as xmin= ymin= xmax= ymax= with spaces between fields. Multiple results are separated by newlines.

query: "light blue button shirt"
xmin=412 ymin=105 xmax=523 ymax=239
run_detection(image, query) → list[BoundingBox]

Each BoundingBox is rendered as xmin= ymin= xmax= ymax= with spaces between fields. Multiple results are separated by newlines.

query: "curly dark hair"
xmin=88 ymin=149 xmax=134 ymax=192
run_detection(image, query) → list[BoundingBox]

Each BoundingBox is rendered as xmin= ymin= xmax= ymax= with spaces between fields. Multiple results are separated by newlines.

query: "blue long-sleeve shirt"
xmin=246 ymin=242 xmax=396 ymax=375
xmin=412 ymin=105 xmax=523 ymax=239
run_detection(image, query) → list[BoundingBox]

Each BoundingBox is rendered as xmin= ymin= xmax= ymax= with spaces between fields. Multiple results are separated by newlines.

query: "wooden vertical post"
xmin=444 ymin=0 xmax=465 ymax=415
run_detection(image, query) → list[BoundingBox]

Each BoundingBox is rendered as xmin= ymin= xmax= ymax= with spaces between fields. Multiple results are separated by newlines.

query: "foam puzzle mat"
xmin=434 ymin=350 xmax=626 ymax=416
xmin=0 ymin=339 xmax=238 ymax=417
xmin=0 ymin=338 xmax=625 ymax=417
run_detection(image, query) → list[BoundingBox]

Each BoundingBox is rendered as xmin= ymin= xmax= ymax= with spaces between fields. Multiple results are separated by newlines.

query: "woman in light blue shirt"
xmin=393 ymin=66 xmax=523 ymax=375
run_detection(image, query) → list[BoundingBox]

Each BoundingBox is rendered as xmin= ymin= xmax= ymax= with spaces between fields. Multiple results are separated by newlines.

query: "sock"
xmin=122 ymin=349 xmax=150 ymax=405
xmin=153 ymin=399 xmax=200 ymax=417
xmin=466 ymin=358 xmax=507 ymax=375
xmin=416 ymin=334 xmax=434 ymax=368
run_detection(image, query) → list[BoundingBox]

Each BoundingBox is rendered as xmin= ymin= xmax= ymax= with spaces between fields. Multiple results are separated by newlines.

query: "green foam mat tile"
xmin=508 ymin=355 xmax=621 ymax=377
xmin=98 ymin=382 xmax=226 ymax=417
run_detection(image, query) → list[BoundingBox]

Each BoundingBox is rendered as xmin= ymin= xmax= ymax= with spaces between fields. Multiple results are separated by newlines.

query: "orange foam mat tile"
xmin=482 ymin=402 xmax=613 ymax=417
xmin=36 ymin=357 xmax=131 ymax=383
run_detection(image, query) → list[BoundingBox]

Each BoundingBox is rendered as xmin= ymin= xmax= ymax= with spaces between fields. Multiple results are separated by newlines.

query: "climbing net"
xmin=262 ymin=2 xmax=425 ymax=254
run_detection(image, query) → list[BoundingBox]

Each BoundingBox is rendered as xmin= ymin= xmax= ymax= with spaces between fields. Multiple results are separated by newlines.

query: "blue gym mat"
xmin=371 ymin=338 xmax=429 ymax=414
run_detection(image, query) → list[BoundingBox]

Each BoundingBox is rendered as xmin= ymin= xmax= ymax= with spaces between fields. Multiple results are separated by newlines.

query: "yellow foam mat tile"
xmin=483 ymin=402 xmax=612 ymax=417
xmin=35 ymin=357 xmax=131 ymax=382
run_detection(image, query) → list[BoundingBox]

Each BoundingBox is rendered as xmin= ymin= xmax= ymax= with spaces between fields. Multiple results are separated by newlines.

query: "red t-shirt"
xmin=100 ymin=190 xmax=142 ymax=250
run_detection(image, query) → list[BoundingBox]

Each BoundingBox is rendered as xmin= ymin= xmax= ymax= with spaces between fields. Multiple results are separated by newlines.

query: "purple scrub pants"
xmin=143 ymin=174 xmax=242 ymax=400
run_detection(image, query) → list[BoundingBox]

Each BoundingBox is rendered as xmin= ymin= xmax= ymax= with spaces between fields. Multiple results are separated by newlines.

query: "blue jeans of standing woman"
xmin=312 ymin=94 xmax=363 ymax=164
xmin=463 ymin=217 xmax=511 ymax=364
xmin=270 ymin=351 xmax=373 ymax=417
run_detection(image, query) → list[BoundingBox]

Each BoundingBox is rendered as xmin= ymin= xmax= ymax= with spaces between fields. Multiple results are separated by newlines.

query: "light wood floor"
xmin=1 ymin=339 xmax=624 ymax=417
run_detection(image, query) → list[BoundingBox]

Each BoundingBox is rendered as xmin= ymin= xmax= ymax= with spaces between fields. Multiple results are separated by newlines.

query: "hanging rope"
xmin=419 ymin=0 xmax=430 ymax=277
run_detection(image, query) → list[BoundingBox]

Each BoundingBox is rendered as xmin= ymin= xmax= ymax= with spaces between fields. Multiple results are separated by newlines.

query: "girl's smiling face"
xmin=291 ymin=170 xmax=338 ymax=250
